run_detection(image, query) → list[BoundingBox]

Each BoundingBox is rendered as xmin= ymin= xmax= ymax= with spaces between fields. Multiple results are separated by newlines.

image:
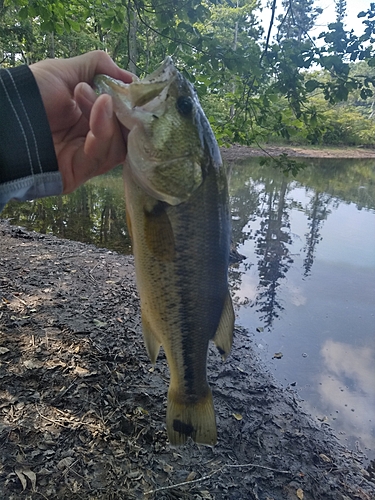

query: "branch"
xmin=144 ymin=461 xmax=291 ymax=495
xmin=262 ymin=0 xmax=278 ymax=62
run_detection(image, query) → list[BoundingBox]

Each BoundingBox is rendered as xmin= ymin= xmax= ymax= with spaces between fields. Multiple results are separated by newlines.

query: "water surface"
xmin=229 ymin=158 xmax=375 ymax=462
xmin=2 ymin=158 xmax=375 ymax=461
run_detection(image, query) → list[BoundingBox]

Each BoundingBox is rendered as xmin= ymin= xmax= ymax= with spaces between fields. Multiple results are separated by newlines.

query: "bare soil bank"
xmin=0 ymin=221 xmax=374 ymax=499
xmin=220 ymin=144 xmax=375 ymax=161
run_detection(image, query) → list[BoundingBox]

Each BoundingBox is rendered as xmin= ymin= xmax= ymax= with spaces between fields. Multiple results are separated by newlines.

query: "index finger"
xmin=68 ymin=51 xmax=135 ymax=86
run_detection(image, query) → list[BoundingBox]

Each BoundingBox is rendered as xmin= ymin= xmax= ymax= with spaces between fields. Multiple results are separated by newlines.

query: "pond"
xmin=2 ymin=157 xmax=375 ymax=462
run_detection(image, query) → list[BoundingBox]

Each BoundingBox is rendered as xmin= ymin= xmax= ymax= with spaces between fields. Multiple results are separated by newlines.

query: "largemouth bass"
xmin=95 ymin=58 xmax=234 ymax=446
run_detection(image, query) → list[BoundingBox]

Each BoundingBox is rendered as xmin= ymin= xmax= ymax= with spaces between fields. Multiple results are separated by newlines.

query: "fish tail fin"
xmin=166 ymin=388 xmax=217 ymax=446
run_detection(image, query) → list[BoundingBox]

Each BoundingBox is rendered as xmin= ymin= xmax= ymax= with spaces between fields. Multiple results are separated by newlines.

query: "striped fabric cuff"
xmin=0 ymin=65 xmax=58 ymax=185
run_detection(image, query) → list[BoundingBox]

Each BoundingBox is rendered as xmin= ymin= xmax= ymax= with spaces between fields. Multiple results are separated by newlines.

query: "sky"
xmin=316 ymin=0 xmax=371 ymax=35
xmin=260 ymin=0 xmax=372 ymax=39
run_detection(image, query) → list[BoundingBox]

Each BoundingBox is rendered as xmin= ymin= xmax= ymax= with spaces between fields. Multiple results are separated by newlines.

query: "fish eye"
xmin=176 ymin=96 xmax=193 ymax=116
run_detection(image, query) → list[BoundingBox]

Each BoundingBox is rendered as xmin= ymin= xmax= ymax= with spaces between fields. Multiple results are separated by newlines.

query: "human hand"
xmin=29 ymin=51 xmax=134 ymax=194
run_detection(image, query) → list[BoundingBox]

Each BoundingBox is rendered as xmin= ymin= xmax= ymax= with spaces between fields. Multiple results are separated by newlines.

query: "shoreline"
xmin=220 ymin=143 xmax=375 ymax=161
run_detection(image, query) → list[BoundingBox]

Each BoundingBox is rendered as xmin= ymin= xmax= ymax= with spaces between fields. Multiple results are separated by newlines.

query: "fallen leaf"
xmin=23 ymin=468 xmax=37 ymax=492
xmin=296 ymin=488 xmax=304 ymax=499
xmin=127 ymin=470 xmax=143 ymax=480
xmin=14 ymin=466 xmax=36 ymax=492
xmin=272 ymin=352 xmax=283 ymax=359
xmin=57 ymin=457 xmax=75 ymax=470
xmin=73 ymin=366 xmax=91 ymax=377
xmin=15 ymin=467 xmax=27 ymax=491
xmin=0 ymin=347 xmax=10 ymax=355
xmin=23 ymin=359 xmax=43 ymax=369
xmin=135 ymin=406 xmax=149 ymax=415
xmin=186 ymin=471 xmax=197 ymax=481
xmin=93 ymin=319 xmax=107 ymax=328
xmin=200 ymin=492 xmax=212 ymax=500
xmin=319 ymin=453 xmax=331 ymax=462
xmin=233 ymin=413 xmax=243 ymax=421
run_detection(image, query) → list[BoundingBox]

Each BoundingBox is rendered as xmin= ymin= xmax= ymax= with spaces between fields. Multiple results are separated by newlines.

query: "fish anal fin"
xmin=166 ymin=388 xmax=217 ymax=446
xmin=213 ymin=291 xmax=235 ymax=360
xmin=144 ymin=201 xmax=175 ymax=261
xmin=141 ymin=314 xmax=161 ymax=364
xmin=125 ymin=209 xmax=133 ymax=242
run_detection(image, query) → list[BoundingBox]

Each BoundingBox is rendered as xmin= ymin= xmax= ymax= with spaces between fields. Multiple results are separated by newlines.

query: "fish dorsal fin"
xmin=213 ymin=291 xmax=235 ymax=360
xmin=141 ymin=313 xmax=161 ymax=364
xmin=144 ymin=201 xmax=175 ymax=261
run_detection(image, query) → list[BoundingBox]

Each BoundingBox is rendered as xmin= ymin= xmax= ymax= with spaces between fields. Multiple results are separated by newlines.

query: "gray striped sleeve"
xmin=0 ymin=65 xmax=62 ymax=210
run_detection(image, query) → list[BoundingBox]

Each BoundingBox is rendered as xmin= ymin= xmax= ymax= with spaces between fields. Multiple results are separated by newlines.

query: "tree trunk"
xmin=128 ymin=1 xmax=138 ymax=75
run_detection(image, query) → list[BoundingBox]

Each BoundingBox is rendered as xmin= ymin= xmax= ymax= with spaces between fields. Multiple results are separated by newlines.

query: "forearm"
xmin=0 ymin=65 xmax=62 ymax=211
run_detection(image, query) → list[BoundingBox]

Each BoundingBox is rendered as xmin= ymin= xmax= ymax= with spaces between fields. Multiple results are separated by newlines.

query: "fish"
xmin=94 ymin=58 xmax=234 ymax=446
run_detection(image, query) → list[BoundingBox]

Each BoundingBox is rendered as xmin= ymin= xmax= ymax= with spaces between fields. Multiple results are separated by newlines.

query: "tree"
xmin=277 ymin=0 xmax=322 ymax=42
xmin=335 ymin=0 xmax=347 ymax=24
xmin=1 ymin=0 xmax=375 ymax=151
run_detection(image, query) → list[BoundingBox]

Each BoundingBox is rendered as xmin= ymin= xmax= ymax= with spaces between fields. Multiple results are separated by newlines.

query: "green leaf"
xmin=40 ymin=20 xmax=55 ymax=33
xmin=112 ymin=20 xmax=123 ymax=32
xmin=101 ymin=17 xmax=114 ymax=29
xmin=305 ymin=79 xmax=320 ymax=92
xmin=69 ymin=20 xmax=81 ymax=32
xmin=18 ymin=6 xmax=29 ymax=20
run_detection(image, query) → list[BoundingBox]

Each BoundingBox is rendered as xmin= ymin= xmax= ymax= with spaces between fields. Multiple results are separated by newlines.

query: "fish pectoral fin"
xmin=141 ymin=314 xmax=161 ymax=364
xmin=166 ymin=388 xmax=217 ymax=446
xmin=144 ymin=201 xmax=175 ymax=261
xmin=213 ymin=291 xmax=235 ymax=360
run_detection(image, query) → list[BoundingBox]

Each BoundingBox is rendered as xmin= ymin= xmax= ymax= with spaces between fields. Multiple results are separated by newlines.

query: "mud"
xmin=220 ymin=144 xmax=375 ymax=162
xmin=0 ymin=220 xmax=374 ymax=499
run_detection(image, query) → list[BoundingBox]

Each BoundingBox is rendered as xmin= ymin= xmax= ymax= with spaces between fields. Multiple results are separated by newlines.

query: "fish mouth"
xmin=95 ymin=57 xmax=179 ymax=110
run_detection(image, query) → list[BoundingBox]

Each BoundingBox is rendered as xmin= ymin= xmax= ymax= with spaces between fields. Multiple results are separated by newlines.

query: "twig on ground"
xmin=145 ymin=462 xmax=291 ymax=495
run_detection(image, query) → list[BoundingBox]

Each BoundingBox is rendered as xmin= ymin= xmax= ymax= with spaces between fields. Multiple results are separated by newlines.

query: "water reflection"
xmin=317 ymin=339 xmax=375 ymax=449
xmin=229 ymin=158 xmax=375 ymax=329
xmin=229 ymin=157 xmax=375 ymax=462
xmin=1 ymin=166 xmax=132 ymax=254
xmin=303 ymin=191 xmax=334 ymax=277
xmin=253 ymin=176 xmax=293 ymax=327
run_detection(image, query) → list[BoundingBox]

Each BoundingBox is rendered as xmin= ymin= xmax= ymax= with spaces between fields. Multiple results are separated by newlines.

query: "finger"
xmin=90 ymin=94 xmax=116 ymax=141
xmin=74 ymin=82 xmax=97 ymax=121
xmin=90 ymin=94 xmax=129 ymax=146
xmin=84 ymin=95 xmax=127 ymax=170
xmin=67 ymin=51 xmax=136 ymax=87
xmin=59 ymin=92 xmax=128 ymax=194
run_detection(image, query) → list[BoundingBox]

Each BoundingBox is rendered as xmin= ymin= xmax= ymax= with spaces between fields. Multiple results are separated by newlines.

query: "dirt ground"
xmin=0 ymin=218 xmax=374 ymax=500
xmin=220 ymin=144 xmax=375 ymax=161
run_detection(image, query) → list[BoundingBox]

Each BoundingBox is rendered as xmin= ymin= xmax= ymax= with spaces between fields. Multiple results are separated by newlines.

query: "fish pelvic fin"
xmin=166 ymin=388 xmax=217 ymax=446
xmin=144 ymin=201 xmax=175 ymax=261
xmin=141 ymin=313 xmax=161 ymax=364
xmin=213 ymin=291 xmax=235 ymax=360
